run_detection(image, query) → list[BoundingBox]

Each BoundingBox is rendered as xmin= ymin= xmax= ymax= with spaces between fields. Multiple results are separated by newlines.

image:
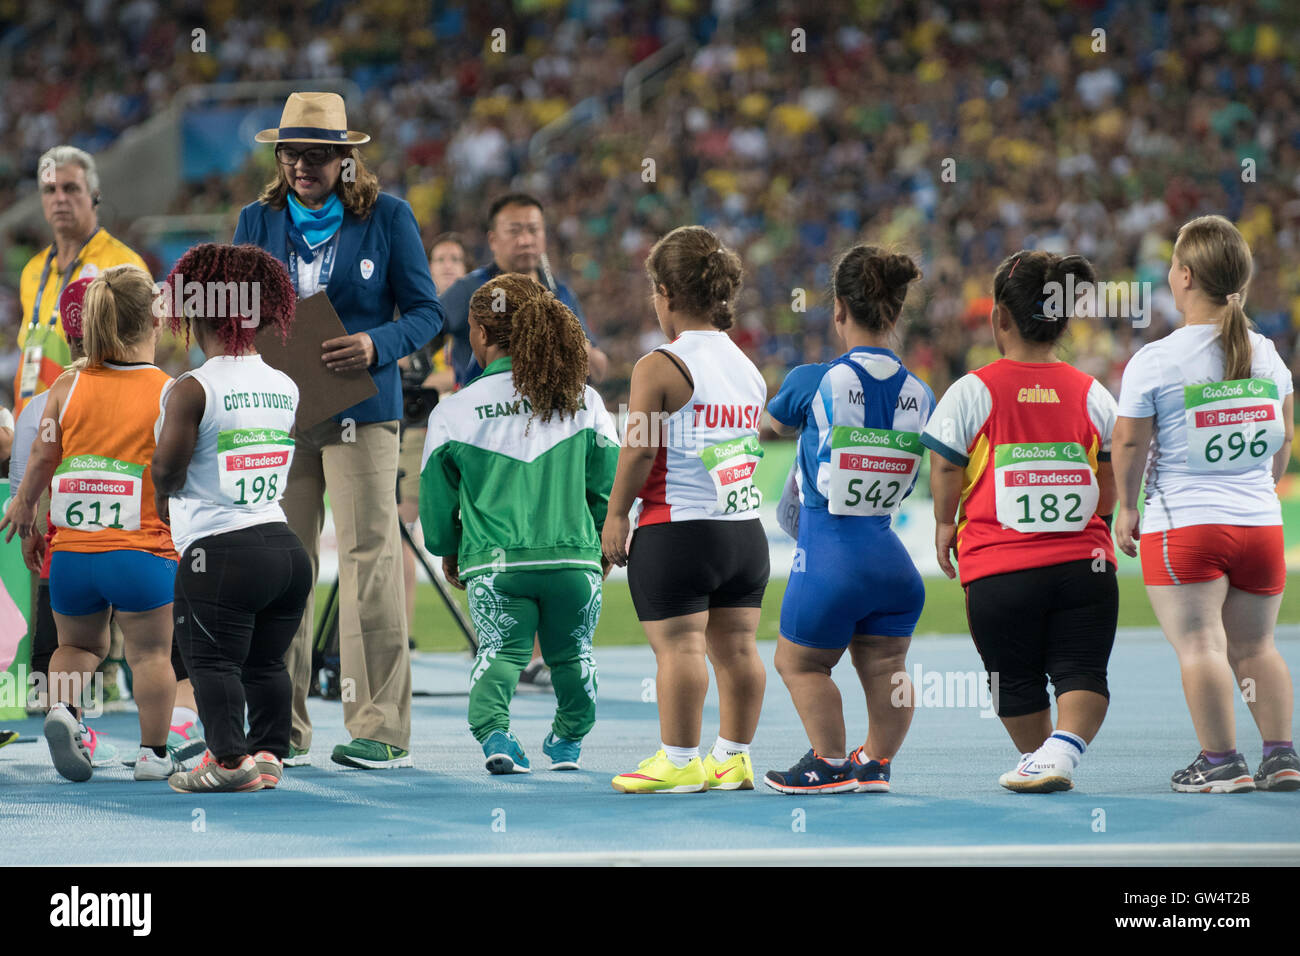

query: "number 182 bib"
xmin=993 ymin=441 xmax=1098 ymax=533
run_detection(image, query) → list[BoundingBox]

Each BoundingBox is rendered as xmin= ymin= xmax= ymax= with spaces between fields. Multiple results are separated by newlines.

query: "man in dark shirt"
xmin=441 ymin=193 xmax=608 ymax=385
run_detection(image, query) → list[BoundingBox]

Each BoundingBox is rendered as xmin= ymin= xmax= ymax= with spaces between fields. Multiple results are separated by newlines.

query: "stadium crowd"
xmin=1 ymin=1 xmax=1298 ymax=408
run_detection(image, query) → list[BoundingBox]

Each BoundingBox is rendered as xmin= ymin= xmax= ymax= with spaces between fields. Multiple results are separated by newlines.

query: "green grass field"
xmin=371 ymin=573 xmax=1300 ymax=653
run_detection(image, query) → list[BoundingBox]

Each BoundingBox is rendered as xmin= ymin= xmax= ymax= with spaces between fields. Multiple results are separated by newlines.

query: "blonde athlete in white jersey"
xmin=1113 ymin=215 xmax=1298 ymax=793
xmin=604 ymin=227 xmax=770 ymax=793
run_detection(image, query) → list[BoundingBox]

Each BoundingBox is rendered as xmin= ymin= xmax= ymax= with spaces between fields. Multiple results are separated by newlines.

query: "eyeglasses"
xmin=275 ymin=145 xmax=340 ymax=167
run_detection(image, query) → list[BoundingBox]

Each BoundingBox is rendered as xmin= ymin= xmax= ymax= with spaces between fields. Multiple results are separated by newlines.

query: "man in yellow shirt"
xmin=15 ymin=146 xmax=149 ymax=416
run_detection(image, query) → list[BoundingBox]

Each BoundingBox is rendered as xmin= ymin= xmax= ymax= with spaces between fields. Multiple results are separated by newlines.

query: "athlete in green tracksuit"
xmin=420 ymin=272 xmax=618 ymax=773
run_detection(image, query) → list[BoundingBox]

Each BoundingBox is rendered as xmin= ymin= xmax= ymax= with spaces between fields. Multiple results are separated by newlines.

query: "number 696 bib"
xmin=50 ymin=454 xmax=144 ymax=531
xmin=994 ymin=442 xmax=1098 ymax=533
xmin=1183 ymin=378 xmax=1284 ymax=473
xmin=218 ymin=428 xmax=294 ymax=507
xmin=827 ymin=426 xmax=921 ymax=517
xmin=699 ymin=435 xmax=764 ymax=515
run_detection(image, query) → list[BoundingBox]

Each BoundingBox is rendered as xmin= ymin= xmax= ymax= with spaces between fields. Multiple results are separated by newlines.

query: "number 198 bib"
xmin=699 ymin=435 xmax=764 ymax=515
xmin=828 ymin=426 xmax=921 ymax=516
xmin=50 ymin=454 xmax=144 ymax=531
xmin=994 ymin=442 xmax=1098 ymax=533
xmin=1183 ymin=378 xmax=1283 ymax=473
xmin=218 ymin=428 xmax=294 ymax=507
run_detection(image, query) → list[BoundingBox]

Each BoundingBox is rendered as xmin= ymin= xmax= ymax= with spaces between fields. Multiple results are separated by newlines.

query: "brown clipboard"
xmin=256 ymin=291 xmax=378 ymax=431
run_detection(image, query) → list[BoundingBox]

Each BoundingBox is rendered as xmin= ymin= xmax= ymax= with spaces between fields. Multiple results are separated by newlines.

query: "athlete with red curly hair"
xmin=152 ymin=243 xmax=313 ymax=793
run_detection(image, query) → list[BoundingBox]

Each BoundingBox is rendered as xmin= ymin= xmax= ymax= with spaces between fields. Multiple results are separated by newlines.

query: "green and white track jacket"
xmin=419 ymin=356 xmax=619 ymax=580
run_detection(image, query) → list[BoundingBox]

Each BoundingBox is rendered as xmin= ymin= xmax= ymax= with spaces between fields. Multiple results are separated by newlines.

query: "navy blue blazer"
xmin=233 ymin=192 xmax=444 ymax=424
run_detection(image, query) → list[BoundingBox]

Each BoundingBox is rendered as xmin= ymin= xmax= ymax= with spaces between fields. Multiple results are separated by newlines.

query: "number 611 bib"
xmin=1183 ymin=378 xmax=1284 ymax=473
xmin=828 ymin=426 xmax=921 ymax=516
xmin=51 ymin=454 xmax=144 ymax=531
xmin=994 ymin=441 xmax=1098 ymax=533
xmin=218 ymin=428 xmax=294 ymax=507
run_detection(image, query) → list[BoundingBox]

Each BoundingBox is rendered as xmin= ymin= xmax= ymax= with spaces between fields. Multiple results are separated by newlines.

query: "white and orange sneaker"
xmin=252 ymin=751 xmax=283 ymax=789
xmin=168 ymin=752 xmax=264 ymax=793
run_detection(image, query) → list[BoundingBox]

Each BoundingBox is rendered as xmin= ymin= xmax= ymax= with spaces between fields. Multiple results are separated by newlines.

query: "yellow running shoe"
xmin=703 ymin=751 xmax=754 ymax=790
xmin=612 ymin=750 xmax=708 ymax=793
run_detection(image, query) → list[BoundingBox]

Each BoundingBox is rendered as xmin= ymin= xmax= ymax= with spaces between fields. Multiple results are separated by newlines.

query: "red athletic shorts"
xmin=1140 ymin=524 xmax=1285 ymax=595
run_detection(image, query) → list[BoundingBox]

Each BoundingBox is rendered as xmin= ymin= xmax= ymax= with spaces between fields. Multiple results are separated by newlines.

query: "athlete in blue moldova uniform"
xmin=764 ymin=246 xmax=934 ymax=795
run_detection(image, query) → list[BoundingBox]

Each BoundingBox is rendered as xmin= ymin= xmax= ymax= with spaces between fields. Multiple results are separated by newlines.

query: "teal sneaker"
xmin=482 ymin=731 xmax=530 ymax=774
xmin=542 ymin=732 xmax=581 ymax=771
xmin=168 ymin=721 xmax=206 ymax=769
xmin=331 ymin=738 xmax=413 ymax=770
xmin=85 ymin=726 xmax=119 ymax=768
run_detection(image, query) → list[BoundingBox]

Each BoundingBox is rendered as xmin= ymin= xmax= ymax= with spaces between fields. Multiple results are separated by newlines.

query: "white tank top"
xmin=634 ymin=329 xmax=768 ymax=526
xmin=156 ymin=354 xmax=299 ymax=555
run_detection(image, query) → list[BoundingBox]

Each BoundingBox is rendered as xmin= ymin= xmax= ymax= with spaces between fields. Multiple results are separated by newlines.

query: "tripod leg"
xmin=400 ymin=521 xmax=478 ymax=654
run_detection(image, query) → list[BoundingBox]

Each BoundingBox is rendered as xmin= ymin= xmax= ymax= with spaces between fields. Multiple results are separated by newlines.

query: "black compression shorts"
xmin=964 ymin=558 xmax=1118 ymax=718
xmin=627 ymin=518 xmax=770 ymax=622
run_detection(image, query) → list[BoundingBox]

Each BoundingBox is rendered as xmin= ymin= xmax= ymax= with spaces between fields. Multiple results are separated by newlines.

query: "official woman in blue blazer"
xmin=233 ymin=91 xmax=443 ymax=772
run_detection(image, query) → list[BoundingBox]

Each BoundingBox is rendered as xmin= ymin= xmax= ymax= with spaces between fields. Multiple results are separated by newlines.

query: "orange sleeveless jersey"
xmin=51 ymin=362 xmax=177 ymax=559
xmin=955 ymin=361 xmax=1114 ymax=582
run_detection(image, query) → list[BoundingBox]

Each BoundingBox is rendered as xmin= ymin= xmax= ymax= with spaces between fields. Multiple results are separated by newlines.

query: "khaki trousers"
xmin=281 ymin=419 xmax=411 ymax=751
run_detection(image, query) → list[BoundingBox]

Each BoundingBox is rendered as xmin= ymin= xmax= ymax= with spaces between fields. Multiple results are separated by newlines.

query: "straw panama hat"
xmin=254 ymin=91 xmax=371 ymax=145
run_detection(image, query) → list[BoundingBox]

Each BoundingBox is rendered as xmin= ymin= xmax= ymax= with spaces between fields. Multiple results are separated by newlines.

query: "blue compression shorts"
xmin=779 ymin=508 xmax=924 ymax=648
xmin=49 ymin=550 xmax=178 ymax=616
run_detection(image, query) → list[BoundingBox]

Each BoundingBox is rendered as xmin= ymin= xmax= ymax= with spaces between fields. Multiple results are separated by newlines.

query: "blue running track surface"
xmin=2 ymin=629 xmax=1297 ymax=865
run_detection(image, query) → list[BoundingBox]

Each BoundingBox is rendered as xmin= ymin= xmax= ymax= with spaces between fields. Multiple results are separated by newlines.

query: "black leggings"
xmin=964 ymin=559 xmax=1118 ymax=718
xmin=174 ymin=522 xmax=313 ymax=760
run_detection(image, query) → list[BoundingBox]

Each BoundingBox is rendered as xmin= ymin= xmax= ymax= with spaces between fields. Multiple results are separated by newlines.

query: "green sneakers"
xmin=330 ymin=738 xmax=413 ymax=770
xmin=284 ymin=745 xmax=311 ymax=767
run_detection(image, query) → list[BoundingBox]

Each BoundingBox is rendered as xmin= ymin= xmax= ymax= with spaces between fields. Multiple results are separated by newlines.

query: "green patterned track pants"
xmin=465 ymin=568 xmax=601 ymax=743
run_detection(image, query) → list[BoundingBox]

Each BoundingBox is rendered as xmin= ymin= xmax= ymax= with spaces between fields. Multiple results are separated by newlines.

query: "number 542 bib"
xmin=218 ymin=428 xmax=294 ymax=507
xmin=1183 ymin=378 xmax=1284 ymax=473
xmin=50 ymin=454 xmax=144 ymax=531
xmin=994 ymin=442 xmax=1098 ymax=533
xmin=828 ymin=426 xmax=921 ymax=516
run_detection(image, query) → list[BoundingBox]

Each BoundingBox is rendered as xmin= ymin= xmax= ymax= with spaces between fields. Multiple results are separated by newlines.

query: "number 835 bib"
xmin=994 ymin=442 xmax=1098 ymax=533
xmin=1183 ymin=378 xmax=1283 ymax=473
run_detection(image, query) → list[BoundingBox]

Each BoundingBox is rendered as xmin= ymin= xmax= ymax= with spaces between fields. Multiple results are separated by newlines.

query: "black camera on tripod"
xmin=401 ymin=346 xmax=441 ymax=429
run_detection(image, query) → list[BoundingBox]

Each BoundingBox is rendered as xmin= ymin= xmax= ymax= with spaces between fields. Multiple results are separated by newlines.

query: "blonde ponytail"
xmin=1220 ymin=294 xmax=1252 ymax=381
xmin=81 ymin=265 xmax=157 ymax=367
xmin=1172 ymin=215 xmax=1255 ymax=381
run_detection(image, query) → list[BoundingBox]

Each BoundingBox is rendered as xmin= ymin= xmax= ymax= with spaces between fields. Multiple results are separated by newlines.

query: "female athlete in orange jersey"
xmin=2 ymin=265 xmax=181 ymax=783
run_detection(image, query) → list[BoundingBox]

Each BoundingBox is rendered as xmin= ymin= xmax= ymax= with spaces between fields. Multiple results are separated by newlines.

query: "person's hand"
xmin=0 ymin=494 xmax=36 ymax=544
xmin=601 ymin=515 xmax=631 ymax=568
xmin=935 ymin=521 xmax=958 ymax=580
xmin=1115 ymin=505 xmax=1140 ymax=558
xmin=601 ymin=555 xmax=613 ymax=579
xmin=21 ymin=532 xmax=45 ymax=573
xmin=442 ymin=554 xmax=464 ymax=590
xmin=155 ymin=490 xmax=170 ymax=526
xmin=322 ymin=332 xmax=376 ymax=372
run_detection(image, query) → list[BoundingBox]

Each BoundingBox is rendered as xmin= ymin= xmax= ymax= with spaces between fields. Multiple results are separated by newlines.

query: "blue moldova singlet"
xmin=767 ymin=347 xmax=935 ymax=648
